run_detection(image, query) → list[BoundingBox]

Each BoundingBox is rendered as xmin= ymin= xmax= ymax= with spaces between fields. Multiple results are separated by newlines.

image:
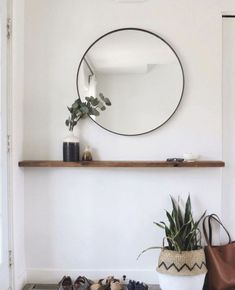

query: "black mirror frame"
xmin=76 ymin=27 xmax=185 ymax=136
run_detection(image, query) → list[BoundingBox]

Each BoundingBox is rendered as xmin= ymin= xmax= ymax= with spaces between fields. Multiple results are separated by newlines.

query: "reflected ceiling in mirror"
xmin=77 ymin=28 xmax=184 ymax=136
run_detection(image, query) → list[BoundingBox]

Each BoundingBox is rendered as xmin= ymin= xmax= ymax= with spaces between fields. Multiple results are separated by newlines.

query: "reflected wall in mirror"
xmin=77 ymin=28 xmax=184 ymax=136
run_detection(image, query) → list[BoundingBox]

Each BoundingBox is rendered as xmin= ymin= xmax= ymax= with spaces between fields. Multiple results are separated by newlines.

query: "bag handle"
xmin=203 ymin=214 xmax=232 ymax=245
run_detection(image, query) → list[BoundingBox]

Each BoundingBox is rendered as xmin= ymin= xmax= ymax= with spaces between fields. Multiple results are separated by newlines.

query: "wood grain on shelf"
xmin=18 ymin=160 xmax=225 ymax=168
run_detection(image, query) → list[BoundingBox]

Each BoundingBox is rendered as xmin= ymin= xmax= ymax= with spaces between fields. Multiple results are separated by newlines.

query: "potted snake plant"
xmin=138 ymin=196 xmax=207 ymax=290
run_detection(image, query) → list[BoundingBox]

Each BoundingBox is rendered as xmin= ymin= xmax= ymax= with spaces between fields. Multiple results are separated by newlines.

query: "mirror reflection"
xmin=77 ymin=29 xmax=184 ymax=136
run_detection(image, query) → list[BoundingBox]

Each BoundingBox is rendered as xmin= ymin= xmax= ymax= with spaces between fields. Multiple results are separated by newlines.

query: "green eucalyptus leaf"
xmin=75 ymin=98 xmax=81 ymax=104
xmin=80 ymin=106 xmax=89 ymax=114
xmin=65 ymin=119 xmax=70 ymax=126
xmin=76 ymin=110 xmax=82 ymax=117
xmin=90 ymin=98 xmax=99 ymax=106
xmin=66 ymin=94 xmax=111 ymax=131
xmin=97 ymin=102 xmax=106 ymax=111
xmin=67 ymin=106 xmax=73 ymax=113
xmin=99 ymin=93 xmax=105 ymax=100
xmin=72 ymin=102 xmax=79 ymax=109
xmin=90 ymin=108 xmax=100 ymax=116
xmin=104 ymin=97 xmax=111 ymax=106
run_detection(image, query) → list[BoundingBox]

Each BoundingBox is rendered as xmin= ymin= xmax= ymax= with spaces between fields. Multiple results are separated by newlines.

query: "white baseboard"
xmin=115 ymin=0 xmax=146 ymax=2
xmin=26 ymin=269 xmax=159 ymax=284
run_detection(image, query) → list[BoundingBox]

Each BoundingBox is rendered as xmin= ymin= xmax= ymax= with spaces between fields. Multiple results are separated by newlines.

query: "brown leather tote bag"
xmin=203 ymin=214 xmax=235 ymax=290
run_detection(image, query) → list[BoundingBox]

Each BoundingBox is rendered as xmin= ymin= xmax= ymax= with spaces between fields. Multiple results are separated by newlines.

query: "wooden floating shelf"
xmin=18 ymin=160 xmax=225 ymax=168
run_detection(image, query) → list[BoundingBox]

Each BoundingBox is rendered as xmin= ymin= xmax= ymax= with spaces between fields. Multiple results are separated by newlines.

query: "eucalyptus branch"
xmin=65 ymin=93 xmax=111 ymax=132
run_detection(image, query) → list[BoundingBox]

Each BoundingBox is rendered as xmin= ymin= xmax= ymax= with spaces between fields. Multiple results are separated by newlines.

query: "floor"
xmin=22 ymin=284 xmax=161 ymax=290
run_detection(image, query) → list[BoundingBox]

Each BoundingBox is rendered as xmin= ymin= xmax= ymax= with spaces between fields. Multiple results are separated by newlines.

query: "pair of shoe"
xmin=59 ymin=276 xmax=93 ymax=290
xmin=127 ymin=280 xmax=148 ymax=290
xmin=90 ymin=276 xmax=123 ymax=290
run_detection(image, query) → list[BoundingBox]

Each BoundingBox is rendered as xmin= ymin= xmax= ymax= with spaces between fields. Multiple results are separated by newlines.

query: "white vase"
xmin=157 ymin=272 xmax=206 ymax=290
xmin=63 ymin=131 xmax=80 ymax=162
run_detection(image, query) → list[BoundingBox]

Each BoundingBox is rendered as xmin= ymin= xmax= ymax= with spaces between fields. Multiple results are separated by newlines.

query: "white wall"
xmin=12 ymin=0 xmax=26 ymax=289
xmin=23 ymin=0 xmax=235 ymax=284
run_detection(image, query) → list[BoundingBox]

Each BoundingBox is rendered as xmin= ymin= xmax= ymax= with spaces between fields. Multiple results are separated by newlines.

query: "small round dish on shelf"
xmin=183 ymin=153 xmax=199 ymax=162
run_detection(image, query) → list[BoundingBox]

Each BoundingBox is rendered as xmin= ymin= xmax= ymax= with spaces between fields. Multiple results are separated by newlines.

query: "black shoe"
xmin=127 ymin=280 xmax=135 ymax=290
xmin=74 ymin=276 xmax=93 ymax=290
xmin=135 ymin=282 xmax=148 ymax=290
xmin=59 ymin=276 xmax=73 ymax=290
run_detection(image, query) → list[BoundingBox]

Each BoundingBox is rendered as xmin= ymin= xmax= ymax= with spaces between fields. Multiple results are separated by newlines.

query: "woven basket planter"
xmin=157 ymin=248 xmax=207 ymax=276
xmin=156 ymin=249 xmax=207 ymax=290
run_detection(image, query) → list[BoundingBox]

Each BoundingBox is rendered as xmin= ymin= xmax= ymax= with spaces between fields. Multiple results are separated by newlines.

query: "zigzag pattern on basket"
xmin=158 ymin=261 xmax=207 ymax=272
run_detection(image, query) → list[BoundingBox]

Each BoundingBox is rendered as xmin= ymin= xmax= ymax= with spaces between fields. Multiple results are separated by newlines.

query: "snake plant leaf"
xmin=159 ymin=221 xmax=167 ymax=225
xmin=185 ymin=231 xmax=197 ymax=250
xmin=165 ymin=235 xmax=181 ymax=252
xmin=153 ymin=222 xmax=165 ymax=229
xmin=184 ymin=195 xmax=192 ymax=224
xmin=193 ymin=210 xmax=207 ymax=229
xmin=164 ymin=225 xmax=173 ymax=249
xmin=180 ymin=217 xmax=193 ymax=242
xmin=170 ymin=196 xmax=181 ymax=230
xmin=137 ymin=246 xmax=161 ymax=260
xmin=177 ymin=202 xmax=184 ymax=226
xmin=196 ymin=228 xmax=202 ymax=247
xmin=166 ymin=210 xmax=176 ymax=233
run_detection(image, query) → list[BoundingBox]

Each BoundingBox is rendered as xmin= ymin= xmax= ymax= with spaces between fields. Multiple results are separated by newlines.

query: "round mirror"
xmin=77 ymin=28 xmax=184 ymax=136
